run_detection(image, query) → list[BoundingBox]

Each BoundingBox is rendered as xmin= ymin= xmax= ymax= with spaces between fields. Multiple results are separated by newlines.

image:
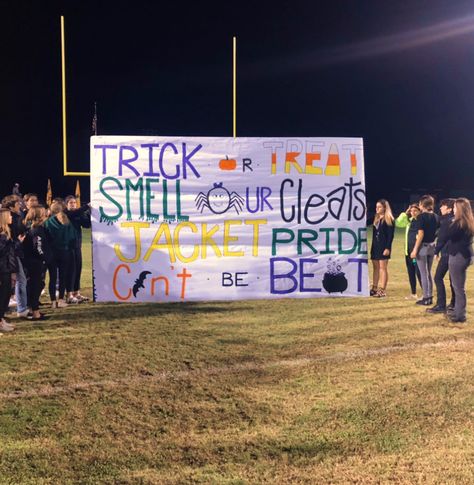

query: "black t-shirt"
xmin=418 ymin=212 xmax=438 ymax=243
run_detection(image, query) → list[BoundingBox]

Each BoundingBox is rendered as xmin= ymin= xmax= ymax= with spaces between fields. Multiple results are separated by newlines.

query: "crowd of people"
xmin=0 ymin=190 xmax=91 ymax=333
xmin=370 ymin=196 xmax=474 ymax=323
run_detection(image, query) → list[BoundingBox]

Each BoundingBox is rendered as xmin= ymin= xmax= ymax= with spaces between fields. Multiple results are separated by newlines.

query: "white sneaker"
xmin=405 ymin=294 xmax=418 ymax=300
xmin=17 ymin=310 xmax=29 ymax=318
xmin=0 ymin=320 xmax=14 ymax=332
xmin=8 ymin=298 xmax=16 ymax=308
xmin=67 ymin=296 xmax=79 ymax=304
xmin=57 ymin=300 xmax=68 ymax=308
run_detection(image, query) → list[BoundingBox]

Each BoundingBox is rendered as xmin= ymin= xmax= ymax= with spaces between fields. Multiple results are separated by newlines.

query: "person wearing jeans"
xmin=411 ymin=195 xmax=438 ymax=306
xmin=1 ymin=194 xmax=28 ymax=316
xmin=446 ymin=198 xmax=474 ymax=323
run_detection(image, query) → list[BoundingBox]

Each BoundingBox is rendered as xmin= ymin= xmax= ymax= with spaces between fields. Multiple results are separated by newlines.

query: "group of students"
xmin=370 ymin=195 xmax=474 ymax=323
xmin=0 ymin=192 xmax=91 ymax=332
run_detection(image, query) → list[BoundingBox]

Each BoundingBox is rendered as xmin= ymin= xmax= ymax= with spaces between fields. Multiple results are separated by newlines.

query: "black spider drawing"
xmin=195 ymin=182 xmax=244 ymax=214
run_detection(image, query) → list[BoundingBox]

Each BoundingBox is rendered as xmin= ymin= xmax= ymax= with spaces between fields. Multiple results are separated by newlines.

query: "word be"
xmin=222 ymin=272 xmax=249 ymax=287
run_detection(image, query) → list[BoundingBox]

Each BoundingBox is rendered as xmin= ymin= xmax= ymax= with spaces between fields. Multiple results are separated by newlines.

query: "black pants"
xmin=48 ymin=249 xmax=71 ymax=301
xmin=70 ymin=245 xmax=82 ymax=292
xmin=25 ymin=259 xmax=45 ymax=312
xmin=405 ymin=255 xmax=422 ymax=294
xmin=434 ymin=254 xmax=455 ymax=308
xmin=0 ymin=272 xmax=12 ymax=319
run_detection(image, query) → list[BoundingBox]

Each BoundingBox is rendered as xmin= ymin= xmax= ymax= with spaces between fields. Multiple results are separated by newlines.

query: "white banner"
xmin=90 ymin=136 xmax=368 ymax=302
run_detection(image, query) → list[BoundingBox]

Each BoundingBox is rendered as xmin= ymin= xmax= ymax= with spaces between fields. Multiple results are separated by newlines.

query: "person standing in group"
xmin=45 ymin=201 xmax=76 ymax=309
xmin=396 ymin=204 xmax=422 ymax=300
xmin=64 ymin=196 xmax=91 ymax=304
xmin=410 ymin=195 xmax=438 ymax=306
xmin=445 ymin=198 xmax=474 ymax=323
xmin=1 ymin=195 xmax=28 ymax=317
xmin=22 ymin=193 xmax=39 ymax=218
xmin=23 ymin=206 xmax=52 ymax=321
xmin=0 ymin=208 xmax=18 ymax=332
xmin=427 ymin=199 xmax=455 ymax=314
xmin=370 ymin=199 xmax=395 ymax=298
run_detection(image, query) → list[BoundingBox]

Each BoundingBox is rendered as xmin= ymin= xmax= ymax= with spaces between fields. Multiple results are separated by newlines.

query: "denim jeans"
xmin=416 ymin=243 xmax=435 ymax=299
xmin=15 ymin=257 xmax=28 ymax=313
xmin=448 ymin=253 xmax=471 ymax=320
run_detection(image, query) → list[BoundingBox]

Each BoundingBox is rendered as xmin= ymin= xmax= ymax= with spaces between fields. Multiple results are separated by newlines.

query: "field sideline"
xmin=1 ymin=228 xmax=474 ymax=484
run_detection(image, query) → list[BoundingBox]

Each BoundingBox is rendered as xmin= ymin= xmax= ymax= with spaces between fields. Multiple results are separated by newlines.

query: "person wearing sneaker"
xmin=64 ymin=196 xmax=91 ymax=304
xmin=410 ymin=195 xmax=438 ymax=306
xmin=0 ymin=208 xmax=19 ymax=333
xmin=23 ymin=206 xmax=52 ymax=321
xmin=427 ymin=199 xmax=455 ymax=314
xmin=1 ymin=195 xmax=28 ymax=318
xmin=396 ymin=204 xmax=422 ymax=300
xmin=370 ymin=199 xmax=395 ymax=298
xmin=445 ymin=198 xmax=474 ymax=323
xmin=45 ymin=202 xmax=77 ymax=309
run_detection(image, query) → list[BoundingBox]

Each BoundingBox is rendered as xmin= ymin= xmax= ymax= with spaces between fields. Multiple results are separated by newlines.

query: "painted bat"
xmin=132 ymin=271 xmax=152 ymax=297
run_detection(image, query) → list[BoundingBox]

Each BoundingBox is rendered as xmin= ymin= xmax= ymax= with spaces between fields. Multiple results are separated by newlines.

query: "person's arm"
xmin=382 ymin=222 xmax=395 ymax=256
xmin=395 ymin=211 xmax=409 ymax=228
xmin=411 ymin=229 xmax=424 ymax=259
xmin=435 ymin=220 xmax=449 ymax=256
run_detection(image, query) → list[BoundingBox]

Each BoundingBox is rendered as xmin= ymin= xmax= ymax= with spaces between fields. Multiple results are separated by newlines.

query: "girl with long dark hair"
xmin=445 ymin=198 xmax=474 ymax=323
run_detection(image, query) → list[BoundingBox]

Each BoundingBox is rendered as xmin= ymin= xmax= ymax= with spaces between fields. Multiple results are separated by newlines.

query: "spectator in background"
xmin=0 ymin=208 xmax=18 ymax=332
xmin=1 ymin=195 xmax=28 ymax=317
xmin=64 ymin=195 xmax=91 ymax=303
xmin=370 ymin=199 xmax=395 ymax=298
xmin=396 ymin=204 xmax=422 ymax=300
xmin=411 ymin=195 xmax=438 ymax=306
xmin=445 ymin=198 xmax=474 ymax=323
xmin=22 ymin=193 xmax=39 ymax=218
xmin=427 ymin=199 xmax=455 ymax=314
xmin=45 ymin=201 xmax=76 ymax=309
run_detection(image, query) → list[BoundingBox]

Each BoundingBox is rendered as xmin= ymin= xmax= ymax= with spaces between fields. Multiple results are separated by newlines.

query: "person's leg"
xmin=0 ymin=272 xmax=11 ymax=319
xmin=426 ymin=253 xmax=434 ymax=300
xmin=415 ymin=262 xmax=422 ymax=289
xmin=405 ymin=255 xmax=417 ymax=295
xmin=449 ymin=254 xmax=470 ymax=321
xmin=379 ymin=259 xmax=389 ymax=290
xmin=74 ymin=246 xmax=82 ymax=294
xmin=29 ymin=261 xmax=43 ymax=314
xmin=48 ymin=261 xmax=58 ymax=303
xmin=67 ymin=249 xmax=76 ymax=301
xmin=372 ymin=260 xmax=380 ymax=292
xmin=15 ymin=258 xmax=28 ymax=314
xmin=416 ymin=254 xmax=429 ymax=300
xmin=57 ymin=250 xmax=70 ymax=303
xmin=433 ymin=255 xmax=448 ymax=308
xmin=448 ymin=273 xmax=455 ymax=308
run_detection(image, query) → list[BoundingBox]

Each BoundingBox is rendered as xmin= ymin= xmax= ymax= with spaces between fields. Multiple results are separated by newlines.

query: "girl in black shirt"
xmin=370 ymin=199 xmax=395 ymax=297
xmin=446 ymin=198 xmax=474 ymax=323
xmin=411 ymin=195 xmax=438 ymax=305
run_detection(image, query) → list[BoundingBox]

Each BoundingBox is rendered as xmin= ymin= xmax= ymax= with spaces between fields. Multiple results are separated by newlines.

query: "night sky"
xmin=3 ymin=0 xmax=474 ymax=207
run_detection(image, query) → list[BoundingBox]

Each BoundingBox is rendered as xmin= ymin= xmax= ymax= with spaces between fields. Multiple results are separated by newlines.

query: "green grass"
xmin=1 ymin=228 xmax=474 ymax=484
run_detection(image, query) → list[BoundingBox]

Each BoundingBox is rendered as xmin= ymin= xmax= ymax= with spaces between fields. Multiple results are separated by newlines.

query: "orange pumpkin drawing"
xmin=219 ymin=155 xmax=237 ymax=171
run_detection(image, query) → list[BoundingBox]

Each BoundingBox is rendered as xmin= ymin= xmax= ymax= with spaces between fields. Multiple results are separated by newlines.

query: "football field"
xmin=1 ymin=229 xmax=474 ymax=484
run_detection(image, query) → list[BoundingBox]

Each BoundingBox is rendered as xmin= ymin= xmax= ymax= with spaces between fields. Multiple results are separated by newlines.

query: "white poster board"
xmin=90 ymin=136 xmax=368 ymax=302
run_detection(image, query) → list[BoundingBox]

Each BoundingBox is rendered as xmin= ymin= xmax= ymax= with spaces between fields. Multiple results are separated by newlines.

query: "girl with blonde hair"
xmin=370 ymin=199 xmax=395 ymax=297
xmin=445 ymin=198 xmax=474 ymax=323
xmin=0 ymin=208 xmax=17 ymax=332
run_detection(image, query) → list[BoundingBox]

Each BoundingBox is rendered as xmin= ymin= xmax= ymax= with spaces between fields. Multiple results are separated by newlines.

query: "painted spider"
xmin=195 ymin=182 xmax=244 ymax=214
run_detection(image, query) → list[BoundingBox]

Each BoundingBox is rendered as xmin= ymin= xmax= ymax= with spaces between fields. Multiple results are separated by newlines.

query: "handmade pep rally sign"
xmin=90 ymin=136 xmax=368 ymax=302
